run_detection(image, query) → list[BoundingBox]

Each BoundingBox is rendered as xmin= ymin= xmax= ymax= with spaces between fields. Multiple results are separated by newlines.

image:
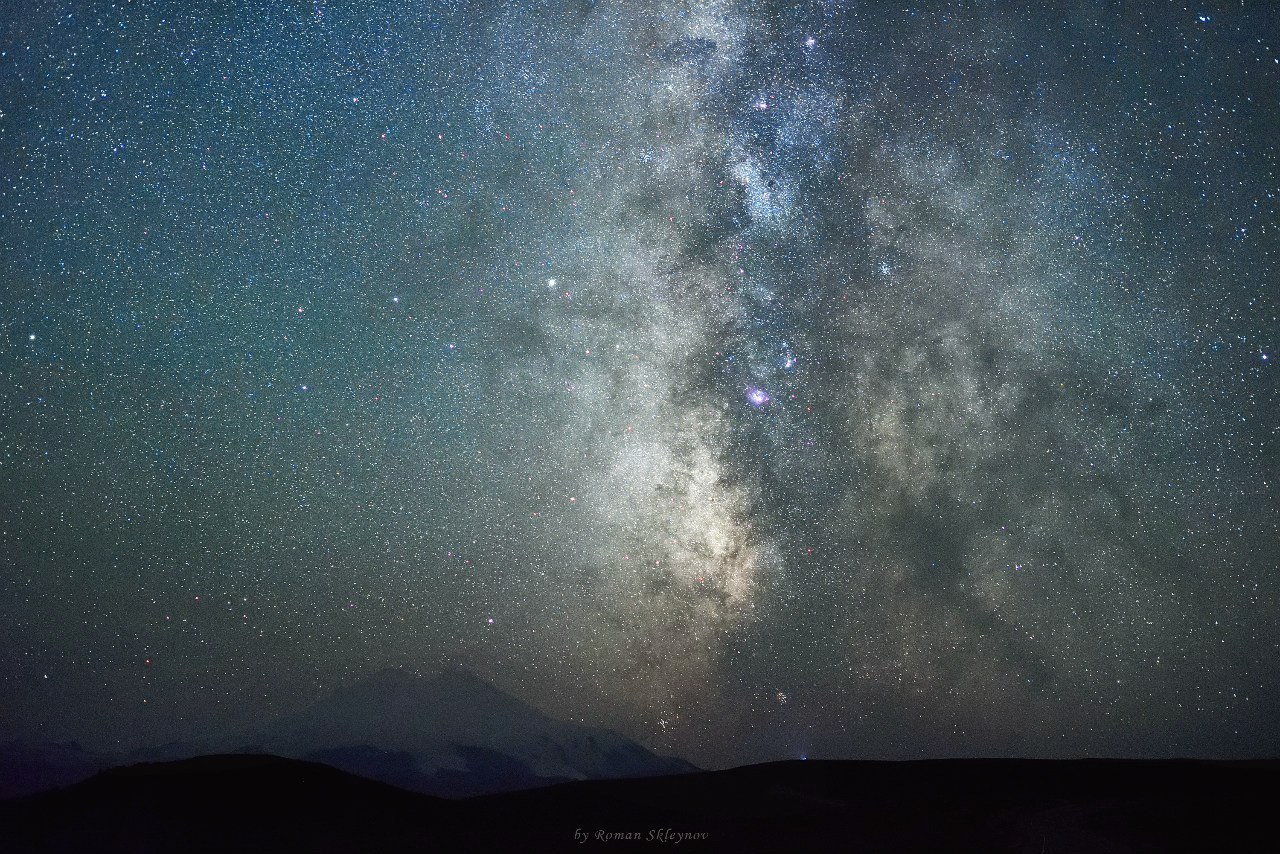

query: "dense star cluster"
xmin=1 ymin=2 xmax=1277 ymax=768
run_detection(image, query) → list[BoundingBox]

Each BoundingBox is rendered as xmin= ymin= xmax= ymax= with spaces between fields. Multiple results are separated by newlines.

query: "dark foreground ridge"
xmin=1 ymin=753 xmax=1276 ymax=852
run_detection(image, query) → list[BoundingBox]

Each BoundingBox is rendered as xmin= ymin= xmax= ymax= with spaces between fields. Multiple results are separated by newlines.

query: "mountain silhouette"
xmin=111 ymin=668 xmax=693 ymax=798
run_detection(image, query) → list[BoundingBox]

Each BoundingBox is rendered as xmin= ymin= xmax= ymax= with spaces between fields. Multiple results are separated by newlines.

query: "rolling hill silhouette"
xmin=2 ymin=753 xmax=1275 ymax=852
xmin=3 ymin=670 xmax=1276 ymax=850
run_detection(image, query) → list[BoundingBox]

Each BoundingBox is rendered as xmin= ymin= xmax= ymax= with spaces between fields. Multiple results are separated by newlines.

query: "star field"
xmin=1 ymin=1 xmax=1277 ymax=769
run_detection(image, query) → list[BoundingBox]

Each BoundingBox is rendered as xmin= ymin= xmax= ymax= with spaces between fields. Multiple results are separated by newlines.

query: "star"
xmin=0 ymin=0 xmax=1273 ymax=777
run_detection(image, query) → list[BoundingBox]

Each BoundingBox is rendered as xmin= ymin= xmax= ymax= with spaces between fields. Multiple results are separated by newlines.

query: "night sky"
xmin=1 ymin=1 xmax=1277 ymax=770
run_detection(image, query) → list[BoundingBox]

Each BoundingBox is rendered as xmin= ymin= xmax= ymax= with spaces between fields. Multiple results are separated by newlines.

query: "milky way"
xmin=1 ymin=2 xmax=1277 ymax=768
